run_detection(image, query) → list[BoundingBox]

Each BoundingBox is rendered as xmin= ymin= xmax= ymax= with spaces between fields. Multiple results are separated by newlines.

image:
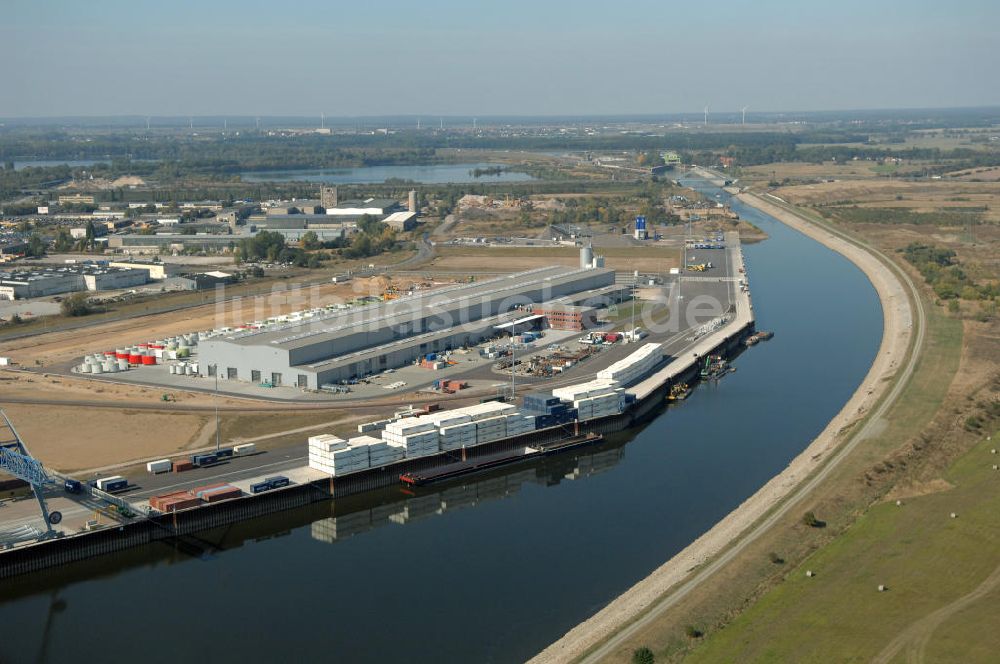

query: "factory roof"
xmin=210 ymin=266 xmax=610 ymax=351
xmin=383 ymin=211 xmax=416 ymax=223
xmin=0 ymin=264 xmax=145 ymax=282
xmin=295 ymin=312 xmax=519 ymax=374
xmin=533 ymin=303 xmax=597 ymax=314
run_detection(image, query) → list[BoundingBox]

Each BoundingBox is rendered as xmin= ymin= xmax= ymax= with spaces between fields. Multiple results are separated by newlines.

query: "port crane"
xmin=0 ymin=410 xmax=62 ymax=540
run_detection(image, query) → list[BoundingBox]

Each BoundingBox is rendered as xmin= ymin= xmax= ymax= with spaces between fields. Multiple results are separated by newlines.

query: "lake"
xmin=239 ymin=162 xmax=537 ymax=184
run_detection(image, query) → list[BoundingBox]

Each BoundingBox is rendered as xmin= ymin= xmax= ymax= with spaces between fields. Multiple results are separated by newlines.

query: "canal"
xmin=0 ymin=178 xmax=882 ymax=664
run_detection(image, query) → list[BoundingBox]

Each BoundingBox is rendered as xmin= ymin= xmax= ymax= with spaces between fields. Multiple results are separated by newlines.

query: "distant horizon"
xmin=4 ymin=0 xmax=997 ymax=117
xmin=3 ymin=105 xmax=1000 ymax=125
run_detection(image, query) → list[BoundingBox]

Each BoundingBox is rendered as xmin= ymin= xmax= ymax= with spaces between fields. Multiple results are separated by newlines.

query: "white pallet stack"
xmin=382 ymin=416 xmax=440 ymax=458
xmin=423 ymin=411 xmax=473 ymax=429
xmin=475 ymin=415 xmax=508 ymax=444
xmin=596 ymin=343 xmax=662 ymax=385
xmin=348 ymin=435 xmax=406 ymax=467
xmin=462 ymin=401 xmax=517 ymax=421
xmin=384 ymin=417 xmax=436 ymax=437
xmin=382 ymin=429 xmax=440 ymax=458
xmin=309 ymin=435 xmax=371 ymax=476
xmin=505 ymin=414 xmax=536 ymax=436
xmin=370 ymin=443 xmax=407 ymax=466
xmin=574 ymin=391 xmax=621 ymax=421
xmin=439 ymin=422 xmax=477 ymax=451
xmin=552 ymin=379 xmax=619 ymax=403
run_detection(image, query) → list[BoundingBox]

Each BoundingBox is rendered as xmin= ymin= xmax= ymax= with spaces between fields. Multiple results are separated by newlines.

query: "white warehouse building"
xmin=197 ymin=266 xmax=615 ymax=389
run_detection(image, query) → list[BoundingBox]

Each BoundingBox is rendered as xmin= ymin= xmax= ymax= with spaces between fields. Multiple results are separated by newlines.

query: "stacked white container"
xmin=574 ymin=392 xmax=621 ymax=421
xmin=552 ymin=379 xmax=619 ymax=403
xmin=595 ymin=343 xmax=663 ymax=385
xmin=308 ymin=435 xmax=371 ymax=476
xmin=381 ymin=417 xmax=439 ymax=457
xmin=350 ymin=436 xmax=406 ymax=467
xmin=475 ymin=415 xmax=507 ymax=444
xmin=505 ymin=414 xmax=536 ymax=436
xmin=439 ymin=422 xmax=477 ymax=451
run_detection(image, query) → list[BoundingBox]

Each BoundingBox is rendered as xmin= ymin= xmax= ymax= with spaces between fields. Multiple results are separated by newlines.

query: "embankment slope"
xmin=530 ymin=192 xmax=915 ymax=663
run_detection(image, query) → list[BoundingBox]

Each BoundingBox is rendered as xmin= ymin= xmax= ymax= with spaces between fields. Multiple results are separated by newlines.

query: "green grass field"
xmin=686 ymin=426 xmax=1000 ymax=663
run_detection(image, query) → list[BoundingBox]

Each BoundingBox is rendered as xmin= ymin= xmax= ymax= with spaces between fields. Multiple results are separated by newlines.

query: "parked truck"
xmin=95 ymin=476 xmax=128 ymax=493
xmin=190 ymin=453 xmax=218 ymax=467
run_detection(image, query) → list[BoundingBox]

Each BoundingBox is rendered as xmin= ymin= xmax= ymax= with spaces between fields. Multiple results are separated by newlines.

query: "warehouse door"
xmin=251 ymin=370 xmax=261 ymax=383
xmin=271 ymin=372 xmax=282 ymax=386
xmin=297 ymin=375 xmax=308 ymax=388
xmin=227 ymin=367 xmax=237 ymax=379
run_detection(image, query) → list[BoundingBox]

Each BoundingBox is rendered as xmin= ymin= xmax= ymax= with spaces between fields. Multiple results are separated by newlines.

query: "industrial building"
xmin=197 ymin=265 xmax=615 ymax=389
xmin=382 ymin=211 xmax=417 ymax=231
xmin=0 ymin=265 xmax=148 ymax=300
xmin=325 ymin=198 xmax=401 ymax=218
xmin=109 ymin=234 xmax=238 ymax=253
xmin=108 ymin=260 xmax=181 ymax=280
xmin=532 ymin=303 xmax=598 ymax=331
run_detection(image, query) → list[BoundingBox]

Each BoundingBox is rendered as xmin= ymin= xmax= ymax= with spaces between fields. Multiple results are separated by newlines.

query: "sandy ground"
xmin=0 ymin=370 xmax=259 ymax=407
xmin=4 ymin=402 xmax=214 ymax=472
xmin=529 ymin=193 xmax=914 ymax=663
xmin=0 ymin=277 xmax=424 ymax=367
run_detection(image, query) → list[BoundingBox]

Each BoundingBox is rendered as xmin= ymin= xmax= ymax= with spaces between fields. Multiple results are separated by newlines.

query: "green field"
xmin=686 ymin=424 xmax=1000 ymax=663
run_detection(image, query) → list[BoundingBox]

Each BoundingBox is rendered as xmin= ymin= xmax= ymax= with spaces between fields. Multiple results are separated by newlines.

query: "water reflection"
xmin=311 ymin=444 xmax=625 ymax=544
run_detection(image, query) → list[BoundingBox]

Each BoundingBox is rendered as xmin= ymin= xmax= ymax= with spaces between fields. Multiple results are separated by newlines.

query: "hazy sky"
xmin=3 ymin=0 xmax=998 ymax=118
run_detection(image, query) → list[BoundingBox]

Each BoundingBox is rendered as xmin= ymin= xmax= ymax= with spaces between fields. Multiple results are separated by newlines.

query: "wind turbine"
xmin=703 ymin=104 xmax=709 ymax=127
xmin=741 ymin=106 xmax=748 ymax=126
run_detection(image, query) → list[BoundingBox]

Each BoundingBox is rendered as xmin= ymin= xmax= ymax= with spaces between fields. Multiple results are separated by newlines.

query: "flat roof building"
xmin=0 ymin=265 xmax=147 ymax=300
xmin=382 ymin=211 xmax=417 ymax=232
xmin=198 ymin=266 xmax=614 ymax=389
xmin=325 ymin=198 xmax=400 ymax=217
xmin=108 ymin=260 xmax=181 ymax=280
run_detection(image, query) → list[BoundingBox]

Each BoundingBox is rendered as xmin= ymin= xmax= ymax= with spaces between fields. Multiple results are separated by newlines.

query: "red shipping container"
xmin=200 ymin=487 xmax=242 ymax=503
xmin=174 ymin=461 xmax=194 ymax=473
xmin=150 ymin=490 xmax=196 ymax=511
xmin=159 ymin=497 xmax=201 ymax=512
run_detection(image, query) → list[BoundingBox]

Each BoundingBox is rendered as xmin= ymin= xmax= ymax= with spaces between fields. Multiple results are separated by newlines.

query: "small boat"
xmin=667 ymin=383 xmax=691 ymax=401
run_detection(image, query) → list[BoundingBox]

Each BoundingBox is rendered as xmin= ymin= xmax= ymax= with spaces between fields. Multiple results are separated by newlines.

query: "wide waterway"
xmin=239 ymin=162 xmax=536 ymax=184
xmin=0 ymin=178 xmax=881 ymax=663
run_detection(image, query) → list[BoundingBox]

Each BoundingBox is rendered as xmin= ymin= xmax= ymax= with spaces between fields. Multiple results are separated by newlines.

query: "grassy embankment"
xmin=598 ymin=195 xmax=988 ymax=662
xmin=612 ymin=290 xmax=964 ymax=662
xmin=687 ymin=424 xmax=1000 ymax=663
